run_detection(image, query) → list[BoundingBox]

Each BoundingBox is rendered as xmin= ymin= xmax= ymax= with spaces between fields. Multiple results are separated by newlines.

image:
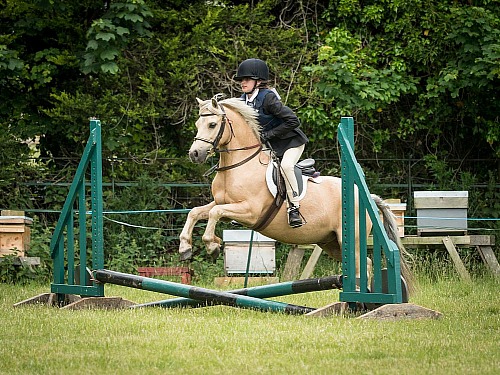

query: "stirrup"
xmin=287 ymin=206 xmax=303 ymax=228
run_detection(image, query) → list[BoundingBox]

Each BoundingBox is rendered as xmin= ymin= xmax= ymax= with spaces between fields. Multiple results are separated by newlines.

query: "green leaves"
xmin=100 ymin=49 xmax=120 ymax=61
xmin=0 ymin=45 xmax=24 ymax=71
xmin=1 ymin=0 xmax=499 ymax=208
xmin=95 ymin=32 xmax=116 ymax=42
xmin=82 ymin=0 xmax=153 ymax=74
xmin=100 ymin=62 xmax=119 ymax=74
xmin=415 ymin=5 xmax=500 ymax=157
xmin=308 ymin=27 xmax=418 ymax=115
xmin=305 ymin=1 xmax=500 ymax=159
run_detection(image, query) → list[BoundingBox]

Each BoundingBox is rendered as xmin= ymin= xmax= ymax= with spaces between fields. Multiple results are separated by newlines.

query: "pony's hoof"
xmin=180 ymin=250 xmax=193 ymax=261
xmin=209 ymin=248 xmax=220 ymax=262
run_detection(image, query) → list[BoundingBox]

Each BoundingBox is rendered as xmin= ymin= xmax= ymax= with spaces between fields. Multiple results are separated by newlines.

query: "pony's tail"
xmin=371 ymin=194 xmax=417 ymax=296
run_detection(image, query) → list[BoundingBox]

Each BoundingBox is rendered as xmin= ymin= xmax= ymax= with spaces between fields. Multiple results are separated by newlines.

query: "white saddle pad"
xmin=265 ymin=162 xmax=322 ymax=201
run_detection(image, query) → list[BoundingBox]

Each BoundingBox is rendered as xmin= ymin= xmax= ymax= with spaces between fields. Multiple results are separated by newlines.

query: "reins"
xmin=214 ymin=144 xmax=263 ymax=172
xmin=195 ymin=97 xmax=282 ymax=232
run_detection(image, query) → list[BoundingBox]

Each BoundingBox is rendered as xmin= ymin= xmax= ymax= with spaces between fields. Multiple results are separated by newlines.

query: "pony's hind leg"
xmin=179 ymin=201 xmax=216 ymax=260
xmin=317 ymin=238 xmax=342 ymax=263
xmin=318 ymin=230 xmax=372 ymax=286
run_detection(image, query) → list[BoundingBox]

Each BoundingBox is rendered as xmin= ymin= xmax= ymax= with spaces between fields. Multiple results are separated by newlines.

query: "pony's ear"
xmin=196 ymin=97 xmax=203 ymax=106
xmin=211 ymin=97 xmax=218 ymax=109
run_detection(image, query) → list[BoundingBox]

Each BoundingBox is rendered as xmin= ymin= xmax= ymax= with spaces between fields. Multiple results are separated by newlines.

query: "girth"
xmin=250 ymin=172 xmax=286 ymax=232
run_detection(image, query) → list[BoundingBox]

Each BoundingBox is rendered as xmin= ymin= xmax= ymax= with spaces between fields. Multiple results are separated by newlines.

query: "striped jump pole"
xmin=93 ymin=269 xmax=315 ymax=315
xmin=133 ymin=275 xmax=343 ymax=309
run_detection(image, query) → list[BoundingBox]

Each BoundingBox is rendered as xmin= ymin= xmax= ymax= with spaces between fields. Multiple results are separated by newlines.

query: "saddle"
xmin=266 ymin=158 xmax=321 ymax=201
xmin=251 ymin=158 xmax=321 ymax=232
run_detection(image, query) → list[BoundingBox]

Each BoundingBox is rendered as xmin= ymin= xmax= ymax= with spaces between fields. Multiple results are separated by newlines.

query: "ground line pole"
xmin=94 ymin=269 xmax=316 ymax=315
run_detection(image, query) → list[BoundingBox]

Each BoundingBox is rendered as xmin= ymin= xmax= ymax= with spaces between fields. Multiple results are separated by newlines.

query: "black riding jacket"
xmin=242 ymin=89 xmax=308 ymax=158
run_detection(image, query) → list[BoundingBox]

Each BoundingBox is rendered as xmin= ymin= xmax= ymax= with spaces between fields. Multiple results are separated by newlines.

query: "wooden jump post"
xmin=338 ymin=117 xmax=403 ymax=305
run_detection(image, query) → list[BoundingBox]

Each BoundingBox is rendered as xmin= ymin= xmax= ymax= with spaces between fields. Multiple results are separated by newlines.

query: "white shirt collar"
xmin=245 ymin=89 xmax=259 ymax=105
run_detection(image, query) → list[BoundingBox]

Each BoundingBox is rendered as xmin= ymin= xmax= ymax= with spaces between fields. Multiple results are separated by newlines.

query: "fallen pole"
xmin=133 ymin=275 xmax=343 ymax=309
xmin=94 ymin=269 xmax=315 ymax=315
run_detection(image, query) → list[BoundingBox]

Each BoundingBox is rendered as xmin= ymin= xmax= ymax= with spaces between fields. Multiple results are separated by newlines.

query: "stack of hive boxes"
xmin=0 ymin=210 xmax=33 ymax=257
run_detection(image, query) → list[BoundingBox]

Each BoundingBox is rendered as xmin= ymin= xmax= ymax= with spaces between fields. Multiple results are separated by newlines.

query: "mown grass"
xmin=1 ymin=275 xmax=499 ymax=375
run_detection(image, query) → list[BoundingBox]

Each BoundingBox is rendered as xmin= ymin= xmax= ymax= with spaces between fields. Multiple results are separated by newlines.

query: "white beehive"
xmin=414 ymin=191 xmax=468 ymax=236
xmin=223 ymin=230 xmax=275 ymax=274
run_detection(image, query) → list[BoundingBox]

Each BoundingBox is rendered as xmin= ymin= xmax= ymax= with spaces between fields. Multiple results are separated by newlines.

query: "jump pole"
xmin=94 ymin=269 xmax=315 ymax=315
xmin=133 ymin=275 xmax=343 ymax=309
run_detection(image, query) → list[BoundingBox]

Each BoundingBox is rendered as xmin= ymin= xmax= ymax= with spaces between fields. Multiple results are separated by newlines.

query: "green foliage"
xmin=414 ymin=4 xmax=500 ymax=157
xmin=23 ymin=217 xmax=53 ymax=282
xmin=83 ymin=0 xmax=153 ymax=74
xmin=0 ymin=255 xmax=29 ymax=283
xmin=106 ymin=228 xmax=144 ymax=273
xmin=478 ymin=171 xmax=500 ymax=234
xmin=307 ymin=27 xmax=418 ymax=114
xmin=305 ymin=1 xmax=499 ymax=160
xmin=0 ymin=44 xmax=23 ymax=71
xmin=0 ymin=128 xmax=59 ymax=211
xmin=2 ymin=0 xmax=498 ymax=160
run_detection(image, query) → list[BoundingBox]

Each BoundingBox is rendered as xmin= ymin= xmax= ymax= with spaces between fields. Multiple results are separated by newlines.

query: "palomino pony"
xmin=179 ymin=96 xmax=413 ymax=288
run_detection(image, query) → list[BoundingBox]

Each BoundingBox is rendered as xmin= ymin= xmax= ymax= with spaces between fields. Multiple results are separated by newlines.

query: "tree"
xmin=302 ymin=0 xmax=500 ymax=161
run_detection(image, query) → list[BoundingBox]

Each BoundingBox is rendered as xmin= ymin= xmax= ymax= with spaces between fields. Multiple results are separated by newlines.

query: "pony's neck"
xmin=216 ymin=107 xmax=264 ymax=170
xmin=222 ymin=108 xmax=260 ymax=150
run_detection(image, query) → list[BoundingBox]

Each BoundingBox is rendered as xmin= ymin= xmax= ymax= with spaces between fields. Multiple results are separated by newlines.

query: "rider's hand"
xmin=261 ymin=130 xmax=274 ymax=142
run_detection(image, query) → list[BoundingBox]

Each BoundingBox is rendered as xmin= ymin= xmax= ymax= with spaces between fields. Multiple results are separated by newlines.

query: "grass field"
xmin=1 ymin=276 xmax=499 ymax=375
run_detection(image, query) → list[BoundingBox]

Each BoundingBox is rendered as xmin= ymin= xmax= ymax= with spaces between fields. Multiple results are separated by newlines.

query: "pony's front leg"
xmin=202 ymin=202 xmax=254 ymax=259
xmin=179 ymin=201 xmax=216 ymax=261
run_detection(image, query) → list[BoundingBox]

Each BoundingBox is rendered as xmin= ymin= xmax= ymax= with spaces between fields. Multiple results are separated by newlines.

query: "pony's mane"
xmin=197 ymin=96 xmax=261 ymax=139
xmin=219 ymin=98 xmax=261 ymax=138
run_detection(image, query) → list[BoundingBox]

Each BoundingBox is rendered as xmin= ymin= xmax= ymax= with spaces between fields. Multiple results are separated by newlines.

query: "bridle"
xmin=195 ymin=108 xmax=232 ymax=149
xmin=195 ymin=103 xmax=262 ymax=174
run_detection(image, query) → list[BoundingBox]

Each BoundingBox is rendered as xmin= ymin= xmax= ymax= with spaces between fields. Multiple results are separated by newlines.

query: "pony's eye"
xmin=209 ymin=122 xmax=217 ymax=129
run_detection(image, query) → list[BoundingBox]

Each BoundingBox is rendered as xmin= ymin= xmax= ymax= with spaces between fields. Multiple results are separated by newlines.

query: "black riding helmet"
xmin=234 ymin=58 xmax=269 ymax=81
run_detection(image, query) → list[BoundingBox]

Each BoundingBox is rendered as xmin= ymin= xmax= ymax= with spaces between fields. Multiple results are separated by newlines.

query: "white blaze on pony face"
xmin=189 ymin=98 xmax=224 ymax=163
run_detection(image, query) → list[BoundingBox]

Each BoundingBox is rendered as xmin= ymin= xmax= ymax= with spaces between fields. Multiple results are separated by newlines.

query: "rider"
xmin=234 ymin=58 xmax=309 ymax=228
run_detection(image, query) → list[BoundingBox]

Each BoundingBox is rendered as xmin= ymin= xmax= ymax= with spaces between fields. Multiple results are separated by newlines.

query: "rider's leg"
xmin=281 ymin=145 xmax=305 ymax=227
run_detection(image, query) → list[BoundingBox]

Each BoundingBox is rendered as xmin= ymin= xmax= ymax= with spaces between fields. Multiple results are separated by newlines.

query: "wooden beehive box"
xmin=414 ymin=191 xmax=468 ymax=236
xmin=380 ymin=199 xmax=407 ymax=238
xmin=223 ymin=230 xmax=276 ymax=274
xmin=0 ymin=210 xmax=33 ymax=257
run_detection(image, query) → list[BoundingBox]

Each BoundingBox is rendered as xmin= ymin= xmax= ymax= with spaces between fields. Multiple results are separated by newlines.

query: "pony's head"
xmin=188 ymin=96 xmax=228 ymax=163
xmin=188 ymin=95 xmax=260 ymax=164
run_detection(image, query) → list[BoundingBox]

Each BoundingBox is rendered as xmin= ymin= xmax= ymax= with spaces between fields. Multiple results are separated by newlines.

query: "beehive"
xmin=383 ymin=199 xmax=407 ymax=238
xmin=223 ymin=230 xmax=276 ymax=274
xmin=0 ymin=210 xmax=33 ymax=257
xmin=414 ymin=191 xmax=468 ymax=236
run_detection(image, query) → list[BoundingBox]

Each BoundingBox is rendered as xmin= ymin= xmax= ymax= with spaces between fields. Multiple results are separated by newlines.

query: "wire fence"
xmin=6 ymin=156 xmax=499 ymax=235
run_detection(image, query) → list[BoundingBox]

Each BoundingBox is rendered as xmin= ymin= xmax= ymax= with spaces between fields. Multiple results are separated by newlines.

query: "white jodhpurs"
xmin=280 ymin=144 xmax=305 ymax=208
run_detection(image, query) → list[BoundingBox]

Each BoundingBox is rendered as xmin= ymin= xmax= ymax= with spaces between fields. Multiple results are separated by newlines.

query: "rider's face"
xmin=241 ymin=78 xmax=258 ymax=94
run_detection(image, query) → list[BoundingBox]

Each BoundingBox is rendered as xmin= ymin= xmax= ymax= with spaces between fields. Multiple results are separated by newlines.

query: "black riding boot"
xmin=287 ymin=206 xmax=302 ymax=228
